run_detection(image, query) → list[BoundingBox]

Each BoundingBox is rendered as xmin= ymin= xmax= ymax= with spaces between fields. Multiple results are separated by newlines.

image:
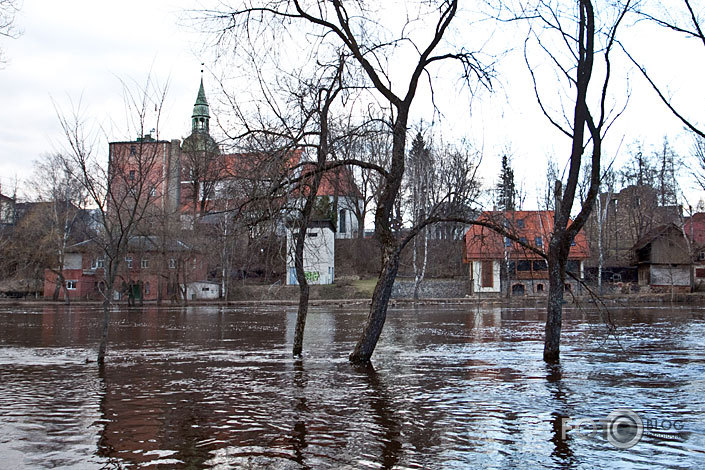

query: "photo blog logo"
xmin=561 ymin=408 xmax=685 ymax=449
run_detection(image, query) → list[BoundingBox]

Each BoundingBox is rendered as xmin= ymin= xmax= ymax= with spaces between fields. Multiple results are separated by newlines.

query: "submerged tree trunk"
xmin=544 ymin=240 xmax=567 ymax=362
xmin=292 ymin=229 xmax=310 ymax=357
xmin=97 ymin=297 xmax=110 ymax=366
xmin=350 ymin=247 xmax=401 ymax=363
xmin=349 ymin=110 xmax=409 ymax=364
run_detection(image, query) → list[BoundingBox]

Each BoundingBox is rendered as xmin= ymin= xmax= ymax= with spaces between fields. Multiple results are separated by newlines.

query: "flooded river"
xmin=0 ymin=302 xmax=703 ymax=469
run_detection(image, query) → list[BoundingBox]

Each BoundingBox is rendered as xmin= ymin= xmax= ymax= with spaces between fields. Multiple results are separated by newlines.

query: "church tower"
xmin=192 ymin=78 xmax=210 ymax=134
xmin=182 ymin=76 xmax=220 ymax=218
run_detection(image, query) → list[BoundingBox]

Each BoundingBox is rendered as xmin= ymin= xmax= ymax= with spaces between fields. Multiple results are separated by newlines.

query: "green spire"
xmin=192 ymin=78 xmax=210 ymax=133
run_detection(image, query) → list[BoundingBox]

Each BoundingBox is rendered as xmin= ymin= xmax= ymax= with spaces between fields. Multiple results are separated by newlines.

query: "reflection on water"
xmin=0 ymin=304 xmax=704 ymax=468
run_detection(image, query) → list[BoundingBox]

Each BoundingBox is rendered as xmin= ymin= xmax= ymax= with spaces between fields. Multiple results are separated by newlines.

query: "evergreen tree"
xmin=496 ymin=154 xmax=516 ymax=211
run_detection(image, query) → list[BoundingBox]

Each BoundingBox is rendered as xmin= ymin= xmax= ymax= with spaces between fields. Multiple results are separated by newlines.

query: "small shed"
xmin=286 ymin=219 xmax=335 ymax=285
xmin=186 ymin=281 xmax=221 ymax=300
xmin=633 ymin=224 xmax=691 ymax=292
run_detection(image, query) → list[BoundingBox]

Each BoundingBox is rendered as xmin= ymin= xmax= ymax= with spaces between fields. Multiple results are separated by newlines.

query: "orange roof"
xmin=295 ymin=163 xmax=362 ymax=199
xmin=221 ymin=148 xmax=303 ymax=180
xmin=463 ymin=210 xmax=590 ymax=262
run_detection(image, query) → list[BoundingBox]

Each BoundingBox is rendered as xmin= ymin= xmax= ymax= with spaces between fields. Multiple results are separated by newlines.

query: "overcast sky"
xmin=1 ymin=1 xmax=703 ymax=208
xmin=0 ymin=0 xmax=204 ymax=196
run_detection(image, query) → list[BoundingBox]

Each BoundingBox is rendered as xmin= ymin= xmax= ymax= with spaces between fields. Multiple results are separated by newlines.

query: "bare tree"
xmin=56 ymin=77 xmax=168 ymax=365
xmin=406 ymin=131 xmax=433 ymax=299
xmin=0 ymin=0 xmax=21 ymax=64
xmin=291 ymin=60 xmax=345 ymax=357
xmin=205 ymin=1 xmax=491 ymax=363
xmin=624 ymin=0 xmax=705 ymax=138
xmin=26 ymin=152 xmax=90 ymax=302
xmin=517 ymin=0 xmax=633 ymax=362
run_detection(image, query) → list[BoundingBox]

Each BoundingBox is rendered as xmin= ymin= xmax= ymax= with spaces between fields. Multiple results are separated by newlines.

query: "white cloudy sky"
xmin=0 ymin=1 xmax=703 ymax=208
xmin=0 ymin=0 xmax=204 ymax=195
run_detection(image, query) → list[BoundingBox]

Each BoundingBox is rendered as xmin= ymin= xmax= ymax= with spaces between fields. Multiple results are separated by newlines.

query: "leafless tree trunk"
xmin=292 ymin=62 xmax=344 ymax=357
xmin=520 ymin=0 xmax=632 ymax=362
xmin=57 ymin=76 xmax=168 ymax=365
xmin=204 ymin=0 xmax=490 ymax=363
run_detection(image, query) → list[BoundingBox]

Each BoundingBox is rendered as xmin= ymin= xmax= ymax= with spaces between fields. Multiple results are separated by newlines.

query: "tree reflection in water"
xmin=545 ymin=363 xmax=576 ymax=468
xmin=353 ymin=363 xmax=403 ymax=469
xmin=290 ymin=359 xmax=309 ymax=469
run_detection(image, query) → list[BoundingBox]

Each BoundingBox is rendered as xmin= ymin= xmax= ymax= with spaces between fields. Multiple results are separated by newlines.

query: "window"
xmin=566 ymin=260 xmax=580 ymax=274
xmin=536 ymin=283 xmax=544 ymax=293
xmin=202 ymin=287 xmax=210 ymax=292
xmin=535 ymin=236 xmax=543 ymax=247
xmin=169 ymin=258 xmax=176 ymax=269
xmin=141 ymin=258 xmax=149 ymax=269
xmin=66 ymin=280 xmax=77 ymax=290
xmin=700 ymin=251 xmax=705 ymax=261
xmin=150 ymin=187 xmax=157 ymax=197
xmin=519 ymin=237 xmax=527 ymax=245
xmin=130 ymin=145 xmax=136 ymax=155
xmin=129 ymin=170 xmax=135 ymax=181
xmin=481 ymin=260 xmax=493 ymax=288
xmin=516 ymin=260 xmax=531 ymax=272
xmin=504 ymin=237 xmax=511 ymax=247
xmin=516 ymin=219 xmax=525 ymax=229
xmin=125 ymin=256 xmax=133 ymax=268
xmin=340 ymin=210 xmax=347 ymax=233
xmin=144 ymin=282 xmax=150 ymax=295
xmin=91 ymin=258 xmax=105 ymax=269
xmin=307 ymin=231 xmax=318 ymax=237
xmin=533 ymin=260 xmax=548 ymax=271
xmin=570 ymin=239 xmax=576 ymax=246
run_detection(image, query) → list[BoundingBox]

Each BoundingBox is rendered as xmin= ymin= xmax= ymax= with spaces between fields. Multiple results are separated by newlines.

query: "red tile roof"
xmin=221 ymin=148 xmax=303 ymax=180
xmin=298 ymin=163 xmax=362 ymax=199
xmin=463 ymin=210 xmax=590 ymax=262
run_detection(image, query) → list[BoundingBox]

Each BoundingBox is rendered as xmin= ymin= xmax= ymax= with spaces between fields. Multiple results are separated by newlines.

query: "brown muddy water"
xmin=0 ymin=303 xmax=703 ymax=469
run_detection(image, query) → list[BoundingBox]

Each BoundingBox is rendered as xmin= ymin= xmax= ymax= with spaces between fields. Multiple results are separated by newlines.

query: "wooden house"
xmin=632 ymin=223 xmax=691 ymax=293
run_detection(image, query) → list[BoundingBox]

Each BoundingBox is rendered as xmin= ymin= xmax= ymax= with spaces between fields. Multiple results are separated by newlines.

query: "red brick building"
xmin=43 ymin=236 xmax=207 ymax=302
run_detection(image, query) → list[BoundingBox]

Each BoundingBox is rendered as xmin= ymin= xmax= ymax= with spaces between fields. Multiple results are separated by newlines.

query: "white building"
xmin=286 ymin=220 xmax=335 ymax=285
xmin=186 ymin=281 xmax=221 ymax=300
xmin=308 ymin=165 xmax=364 ymax=239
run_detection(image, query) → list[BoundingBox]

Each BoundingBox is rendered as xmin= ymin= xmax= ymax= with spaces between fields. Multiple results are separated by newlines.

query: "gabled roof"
xmin=463 ymin=210 xmax=590 ymax=261
xmin=68 ymin=235 xmax=194 ymax=254
xmin=632 ymin=223 xmax=685 ymax=251
xmin=310 ymin=164 xmax=362 ymax=199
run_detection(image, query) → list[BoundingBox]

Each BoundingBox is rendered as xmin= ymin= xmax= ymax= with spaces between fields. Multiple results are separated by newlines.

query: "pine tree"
xmin=496 ymin=154 xmax=516 ymax=211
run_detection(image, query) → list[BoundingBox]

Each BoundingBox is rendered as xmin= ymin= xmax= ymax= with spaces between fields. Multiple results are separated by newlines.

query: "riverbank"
xmin=2 ymin=289 xmax=705 ymax=308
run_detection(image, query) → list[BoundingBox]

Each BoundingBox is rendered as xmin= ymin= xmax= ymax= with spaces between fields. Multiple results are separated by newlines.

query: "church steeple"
xmin=192 ymin=77 xmax=210 ymax=134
